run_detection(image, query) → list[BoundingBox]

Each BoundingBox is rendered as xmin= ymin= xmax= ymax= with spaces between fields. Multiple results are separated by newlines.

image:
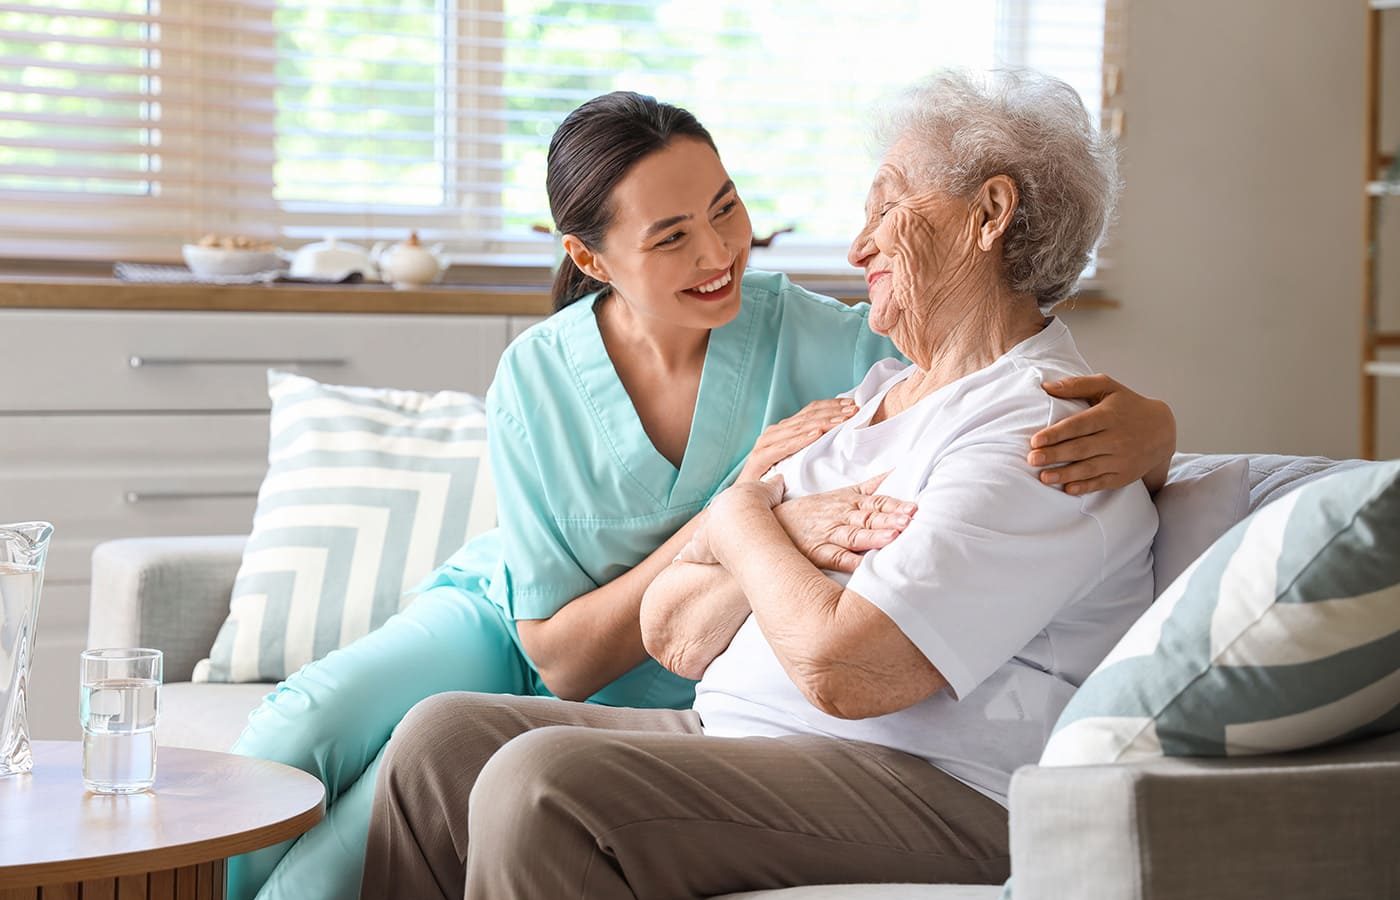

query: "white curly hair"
xmin=876 ymin=69 xmax=1120 ymax=311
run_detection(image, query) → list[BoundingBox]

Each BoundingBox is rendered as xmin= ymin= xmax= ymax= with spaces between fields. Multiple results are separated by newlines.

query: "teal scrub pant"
xmin=225 ymin=585 xmax=535 ymax=900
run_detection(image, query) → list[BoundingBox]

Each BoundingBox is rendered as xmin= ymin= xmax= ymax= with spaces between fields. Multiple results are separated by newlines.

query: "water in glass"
xmin=80 ymin=649 xmax=161 ymax=793
xmin=80 ymin=678 xmax=158 ymax=792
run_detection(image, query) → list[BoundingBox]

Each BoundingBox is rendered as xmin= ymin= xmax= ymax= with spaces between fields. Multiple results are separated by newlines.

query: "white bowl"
xmin=182 ymin=244 xmax=282 ymax=277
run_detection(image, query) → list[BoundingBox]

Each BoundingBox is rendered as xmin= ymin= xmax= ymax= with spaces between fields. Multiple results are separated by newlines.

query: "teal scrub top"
xmin=433 ymin=269 xmax=902 ymax=709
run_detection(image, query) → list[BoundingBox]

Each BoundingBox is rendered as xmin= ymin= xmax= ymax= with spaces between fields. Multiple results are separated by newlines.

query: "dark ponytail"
xmin=547 ymin=91 xmax=717 ymax=311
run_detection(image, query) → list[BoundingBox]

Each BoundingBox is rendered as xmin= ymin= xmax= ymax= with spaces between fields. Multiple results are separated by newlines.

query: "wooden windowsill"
xmin=0 ymin=274 xmax=1120 ymax=316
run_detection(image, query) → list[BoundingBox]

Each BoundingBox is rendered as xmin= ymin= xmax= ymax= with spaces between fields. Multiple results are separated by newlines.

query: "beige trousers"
xmin=360 ymin=692 xmax=1009 ymax=900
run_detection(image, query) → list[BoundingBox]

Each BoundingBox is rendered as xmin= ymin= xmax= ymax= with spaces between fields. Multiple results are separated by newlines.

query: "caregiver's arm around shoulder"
xmin=637 ymin=379 xmax=1173 ymax=691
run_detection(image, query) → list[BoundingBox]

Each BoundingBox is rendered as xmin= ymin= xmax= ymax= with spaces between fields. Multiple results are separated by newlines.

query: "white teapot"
xmin=373 ymin=232 xmax=446 ymax=290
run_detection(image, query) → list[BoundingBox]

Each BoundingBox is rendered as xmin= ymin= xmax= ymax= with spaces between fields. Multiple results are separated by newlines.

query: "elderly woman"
xmin=358 ymin=70 xmax=1157 ymax=899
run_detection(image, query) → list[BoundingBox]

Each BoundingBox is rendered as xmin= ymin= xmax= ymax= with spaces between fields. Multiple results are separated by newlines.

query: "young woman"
xmin=229 ymin=91 xmax=1176 ymax=900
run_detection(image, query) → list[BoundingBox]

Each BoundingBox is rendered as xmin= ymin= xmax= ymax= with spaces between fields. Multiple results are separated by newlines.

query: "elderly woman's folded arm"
xmin=644 ymin=556 xmax=932 ymax=714
xmin=643 ymin=477 xmax=920 ymax=686
xmin=641 ymin=559 xmax=751 ymax=680
xmin=698 ymin=482 xmax=949 ymax=720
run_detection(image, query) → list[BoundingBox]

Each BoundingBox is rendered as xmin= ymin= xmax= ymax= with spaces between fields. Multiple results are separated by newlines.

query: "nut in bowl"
xmin=182 ymin=234 xmax=283 ymax=277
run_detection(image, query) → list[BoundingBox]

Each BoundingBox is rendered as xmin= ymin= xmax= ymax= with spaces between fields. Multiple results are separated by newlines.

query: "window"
xmin=2 ymin=0 xmax=1121 ymax=273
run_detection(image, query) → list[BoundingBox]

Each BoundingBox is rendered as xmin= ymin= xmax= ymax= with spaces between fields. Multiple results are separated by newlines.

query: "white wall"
xmin=1068 ymin=0 xmax=1389 ymax=459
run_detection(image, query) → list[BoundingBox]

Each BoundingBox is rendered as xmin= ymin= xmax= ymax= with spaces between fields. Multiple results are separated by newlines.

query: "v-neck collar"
xmin=846 ymin=316 xmax=1067 ymax=446
xmin=563 ymin=289 xmax=758 ymax=510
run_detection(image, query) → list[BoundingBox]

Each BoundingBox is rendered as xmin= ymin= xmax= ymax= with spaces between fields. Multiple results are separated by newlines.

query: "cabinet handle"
xmin=124 ymin=490 xmax=260 ymax=504
xmin=128 ymin=356 xmax=348 ymax=369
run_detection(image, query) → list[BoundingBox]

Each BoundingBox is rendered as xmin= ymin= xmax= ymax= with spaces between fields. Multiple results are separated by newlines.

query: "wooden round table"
xmin=0 ymin=741 xmax=324 ymax=899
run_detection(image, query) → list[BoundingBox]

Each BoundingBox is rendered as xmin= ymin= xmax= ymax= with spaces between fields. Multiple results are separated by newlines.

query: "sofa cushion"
xmin=1040 ymin=459 xmax=1400 ymax=766
xmin=1152 ymin=455 xmax=1251 ymax=593
xmin=155 ymin=681 xmax=271 ymax=751
xmin=1151 ymin=453 xmax=1371 ymax=596
xmin=194 ymin=371 xmax=496 ymax=682
xmin=1234 ymin=452 xmax=1373 ymax=514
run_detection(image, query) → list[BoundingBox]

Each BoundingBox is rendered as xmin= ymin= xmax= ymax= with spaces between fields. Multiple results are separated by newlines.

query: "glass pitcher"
xmin=1 ymin=521 xmax=52 ymax=777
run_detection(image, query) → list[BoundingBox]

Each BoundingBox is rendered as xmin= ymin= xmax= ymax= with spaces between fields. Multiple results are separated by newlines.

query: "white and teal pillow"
xmin=193 ymin=371 xmax=496 ymax=683
xmin=1040 ymin=459 xmax=1400 ymax=766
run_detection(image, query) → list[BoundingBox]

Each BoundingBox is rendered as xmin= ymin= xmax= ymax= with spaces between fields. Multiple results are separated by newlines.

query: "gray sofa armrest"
xmin=89 ymin=536 xmax=247 ymax=682
xmin=1008 ymin=731 xmax=1400 ymax=900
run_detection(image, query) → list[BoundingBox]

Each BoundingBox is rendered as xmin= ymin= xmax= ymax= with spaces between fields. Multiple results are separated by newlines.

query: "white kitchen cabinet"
xmin=1 ymin=309 xmax=519 ymax=739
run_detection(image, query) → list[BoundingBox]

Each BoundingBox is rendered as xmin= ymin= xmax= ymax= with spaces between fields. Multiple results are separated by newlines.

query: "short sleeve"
xmin=844 ymin=432 xmax=1113 ymax=701
xmin=486 ymin=389 xmax=598 ymax=621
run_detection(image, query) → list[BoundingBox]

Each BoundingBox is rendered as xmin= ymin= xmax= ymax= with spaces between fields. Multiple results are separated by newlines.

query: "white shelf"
xmin=1366 ymin=180 xmax=1400 ymax=196
xmin=1374 ymin=0 xmax=1400 ymax=10
xmin=1365 ymin=361 xmax=1400 ymax=378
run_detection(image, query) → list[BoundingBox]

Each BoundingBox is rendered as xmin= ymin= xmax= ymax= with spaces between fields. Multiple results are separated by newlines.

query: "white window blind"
xmin=1 ymin=0 xmax=1122 ymax=272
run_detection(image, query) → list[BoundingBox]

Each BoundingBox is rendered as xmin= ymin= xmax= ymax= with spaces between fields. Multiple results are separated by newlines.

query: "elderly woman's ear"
xmin=975 ymin=175 xmax=1020 ymax=252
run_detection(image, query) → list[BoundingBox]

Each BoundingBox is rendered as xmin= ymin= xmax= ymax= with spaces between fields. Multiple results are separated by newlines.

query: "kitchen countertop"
xmin=0 ymin=275 xmax=556 ymax=316
xmin=0 ymin=275 xmax=1119 ymax=316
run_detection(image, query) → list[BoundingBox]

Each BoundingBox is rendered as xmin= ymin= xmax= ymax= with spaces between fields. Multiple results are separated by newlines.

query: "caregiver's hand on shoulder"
xmin=774 ymin=473 xmax=917 ymax=573
xmin=737 ymin=398 xmax=859 ymax=483
xmin=1029 ymin=374 xmax=1177 ymax=495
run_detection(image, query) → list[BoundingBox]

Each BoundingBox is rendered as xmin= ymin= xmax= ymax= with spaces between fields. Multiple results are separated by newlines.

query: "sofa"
xmin=88 ymin=453 xmax=1400 ymax=899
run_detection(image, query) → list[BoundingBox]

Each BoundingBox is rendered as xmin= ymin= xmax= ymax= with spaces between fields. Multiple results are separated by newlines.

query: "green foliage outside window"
xmin=0 ymin=1 xmax=154 ymax=195
xmin=3 ymin=1 xmax=1103 ymax=258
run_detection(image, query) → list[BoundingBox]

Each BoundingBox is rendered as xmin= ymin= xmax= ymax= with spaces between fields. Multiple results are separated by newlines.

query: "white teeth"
xmin=692 ymin=270 xmax=733 ymax=294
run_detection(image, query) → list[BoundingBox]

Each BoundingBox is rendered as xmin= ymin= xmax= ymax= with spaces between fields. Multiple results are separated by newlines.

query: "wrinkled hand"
xmin=737 ymin=399 xmax=858 ymax=483
xmin=1029 ymin=374 xmax=1177 ymax=495
xmin=774 ymin=473 xmax=917 ymax=573
xmin=677 ymin=475 xmax=917 ymax=574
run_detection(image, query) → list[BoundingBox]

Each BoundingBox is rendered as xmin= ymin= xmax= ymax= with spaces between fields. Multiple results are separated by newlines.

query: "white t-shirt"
xmin=693 ymin=318 xmax=1158 ymax=805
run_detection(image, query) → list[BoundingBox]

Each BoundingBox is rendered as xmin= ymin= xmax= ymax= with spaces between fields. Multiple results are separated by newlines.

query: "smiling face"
xmin=847 ymin=138 xmax=979 ymax=344
xmin=847 ymin=159 xmax=913 ymax=337
xmin=840 ymin=135 xmax=1019 ymax=363
xmin=567 ymin=137 xmax=753 ymax=332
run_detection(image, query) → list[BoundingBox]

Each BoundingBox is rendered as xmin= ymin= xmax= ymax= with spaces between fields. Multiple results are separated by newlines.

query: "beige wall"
xmin=1067 ymin=0 xmax=1395 ymax=459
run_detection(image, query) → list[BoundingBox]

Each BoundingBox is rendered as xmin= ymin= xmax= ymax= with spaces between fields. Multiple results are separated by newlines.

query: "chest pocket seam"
xmin=553 ymin=503 xmax=707 ymax=527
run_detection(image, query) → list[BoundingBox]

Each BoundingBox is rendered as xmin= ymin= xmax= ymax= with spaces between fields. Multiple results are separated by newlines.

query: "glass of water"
xmin=79 ymin=648 xmax=162 ymax=794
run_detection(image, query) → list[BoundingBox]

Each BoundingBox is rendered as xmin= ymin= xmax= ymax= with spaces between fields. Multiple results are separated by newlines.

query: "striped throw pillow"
xmin=193 ymin=371 xmax=496 ymax=683
xmin=1040 ymin=459 xmax=1400 ymax=766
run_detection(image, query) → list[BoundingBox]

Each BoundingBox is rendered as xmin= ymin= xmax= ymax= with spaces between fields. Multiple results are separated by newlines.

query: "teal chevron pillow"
xmin=1040 ymin=459 xmax=1400 ymax=765
xmin=194 ymin=371 xmax=496 ymax=683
